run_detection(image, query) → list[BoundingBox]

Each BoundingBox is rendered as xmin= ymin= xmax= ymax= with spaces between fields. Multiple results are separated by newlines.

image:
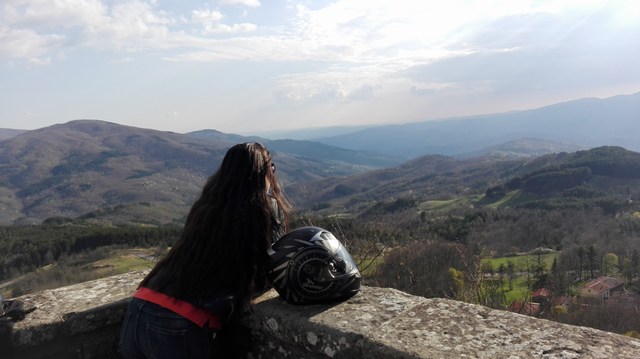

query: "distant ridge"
xmin=314 ymin=92 xmax=640 ymax=159
xmin=188 ymin=130 xmax=401 ymax=168
xmin=462 ymin=137 xmax=587 ymax=159
xmin=248 ymin=124 xmax=373 ymax=140
xmin=0 ymin=128 xmax=27 ymax=141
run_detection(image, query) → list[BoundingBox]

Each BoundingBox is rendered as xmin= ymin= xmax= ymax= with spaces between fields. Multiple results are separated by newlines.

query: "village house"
xmin=579 ymin=276 xmax=624 ymax=302
xmin=507 ymin=300 xmax=541 ymax=317
xmin=531 ymin=288 xmax=552 ymax=303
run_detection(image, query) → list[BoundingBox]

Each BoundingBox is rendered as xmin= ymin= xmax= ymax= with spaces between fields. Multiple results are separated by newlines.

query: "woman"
xmin=119 ymin=142 xmax=290 ymax=358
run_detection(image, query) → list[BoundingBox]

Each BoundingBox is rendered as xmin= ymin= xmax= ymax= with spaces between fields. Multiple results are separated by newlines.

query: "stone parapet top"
xmin=4 ymin=271 xmax=640 ymax=358
xmin=9 ymin=270 xmax=147 ymax=348
xmin=249 ymin=286 xmax=640 ymax=358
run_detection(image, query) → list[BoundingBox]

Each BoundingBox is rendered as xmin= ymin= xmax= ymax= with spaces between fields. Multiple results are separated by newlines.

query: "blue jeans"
xmin=118 ymin=298 xmax=221 ymax=358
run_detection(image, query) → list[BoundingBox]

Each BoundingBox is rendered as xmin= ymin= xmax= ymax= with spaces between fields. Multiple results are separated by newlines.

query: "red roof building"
xmin=531 ymin=288 xmax=552 ymax=299
xmin=579 ymin=276 xmax=624 ymax=301
xmin=507 ymin=301 xmax=541 ymax=316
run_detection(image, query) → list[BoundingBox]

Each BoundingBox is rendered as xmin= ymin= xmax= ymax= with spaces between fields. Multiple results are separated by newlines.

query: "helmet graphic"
xmin=267 ymin=226 xmax=361 ymax=304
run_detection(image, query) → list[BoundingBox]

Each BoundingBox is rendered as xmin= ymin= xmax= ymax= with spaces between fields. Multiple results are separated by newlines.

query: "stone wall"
xmin=2 ymin=271 xmax=145 ymax=358
xmin=3 ymin=271 xmax=640 ymax=358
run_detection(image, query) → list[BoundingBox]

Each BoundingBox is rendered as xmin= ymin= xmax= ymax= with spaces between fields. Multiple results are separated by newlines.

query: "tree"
xmin=420 ymin=211 xmax=427 ymax=223
xmin=449 ymin=268 xmax=464 ymax=297
xmin=481 ymin=261 xmax=494 ymax=276
xmin=44 ymin=250 xmax=55 ymax=265
xmin=587 ymin=245 xmax=598 ymax=279
xmin=371 ymin=241 xmax=473 ymax=299
xmin=601 ymin=253 xmax=619 ymax=276
xmin=497 ymin=263 xmax=506 ymax=281
xmin=577 ymin=246 xmax=585 ymax=281
xmin=531 ymin=254 xmax=547 ymax=290
xmin=506 ymin=260 xmax=516 ymax=291
xmin=632 ymin=250 xmax=640 ymax=282
xmin=622 ymin=257 xmax=634 ymax=284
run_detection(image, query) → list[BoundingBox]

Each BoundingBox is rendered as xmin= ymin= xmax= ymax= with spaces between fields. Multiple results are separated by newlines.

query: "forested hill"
xmin=483 ymin=146 xmax=640 ymax=212
xmin=0 ymin=120 xmax=232 ymax=225
xmin=0 ymin=120 xmax=398 ymax=225
xmin=289 ymin=146 xmax=640 ymax=216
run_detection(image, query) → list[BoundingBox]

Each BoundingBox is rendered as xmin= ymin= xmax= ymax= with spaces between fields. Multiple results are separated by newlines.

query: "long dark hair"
xmin=141 ymin=143 xmax=290 ymax=307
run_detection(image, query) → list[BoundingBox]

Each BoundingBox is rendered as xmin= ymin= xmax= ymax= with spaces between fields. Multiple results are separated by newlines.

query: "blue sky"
xmin=1 ymin=0 xmax=639 ymax=135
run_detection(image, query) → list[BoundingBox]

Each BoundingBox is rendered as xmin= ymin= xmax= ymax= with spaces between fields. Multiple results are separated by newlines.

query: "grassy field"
xmin=420 ymin=190 xmax=545 ymax=211
xmin=483 ymin=191 xmax=520 ymax=208
xmin=1 ymin=248 xmax=158 ymax=297
xmin=489 ymin=274 xmax=534 ymax=303
xmin=481 ymin=252 xmax=559 ymax=304
xmin=482 ymin=252 xmax=558 ymax=272
xmin=88 ymin=254 xmax=154 ymax=274
xmin=420 ymin=194 xmax=484 ymax=211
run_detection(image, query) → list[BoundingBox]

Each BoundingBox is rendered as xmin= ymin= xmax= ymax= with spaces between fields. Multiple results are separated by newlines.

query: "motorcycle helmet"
xmin=267 ymin=226 xmax=361 ymax=304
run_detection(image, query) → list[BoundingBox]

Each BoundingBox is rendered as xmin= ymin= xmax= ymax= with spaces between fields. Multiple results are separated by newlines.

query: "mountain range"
xmin=310 ymin=92 xmax=640 ymax=159
xmin=287 ymin=145 xmax=640 ymax=217
xmin=0 ymin=92 xmax=638 ymax=225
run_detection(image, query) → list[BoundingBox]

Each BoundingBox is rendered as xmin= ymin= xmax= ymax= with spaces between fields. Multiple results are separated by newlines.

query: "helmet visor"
xmin=321 ymin=236 xmax=359 ymax=278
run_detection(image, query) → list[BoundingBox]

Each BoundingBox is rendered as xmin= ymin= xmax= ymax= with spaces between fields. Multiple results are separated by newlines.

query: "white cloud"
xmin=0 ymin=0 xmax=599 ymax=65
xmin=4 ymin=0 xmax=107 ymax=28
xmin=190 ymin=7 xmax=258 ymax=34
xmin=219 ymin=0 xmax=261 ymax=8
xmin=192 ymin=9 xmax=224 ymax=23
xmin=84 ymin=1 xmax=175 ymax=50
xmin=205 ymin=22 xmax=257 ymax=34
xmin=2 ymin=0 xmax=637 ymax=66
xmin=273 ymin=66 xmax=385 ymax=105
xmin=0 ymin=0 xmax=178 ymax=60
xmin=152 ymin=0 xmax=640 ymax=114
xmin=0 ymin=26 xmax=61 ymax=64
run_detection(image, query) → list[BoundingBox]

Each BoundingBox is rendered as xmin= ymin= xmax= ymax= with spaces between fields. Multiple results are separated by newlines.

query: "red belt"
xmin=133 ymin=287 xmax=221 ymax=329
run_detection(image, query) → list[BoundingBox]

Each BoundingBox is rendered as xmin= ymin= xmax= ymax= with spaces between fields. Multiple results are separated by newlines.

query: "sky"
xmin=1 ymin=0 xmax=639 ymax=135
